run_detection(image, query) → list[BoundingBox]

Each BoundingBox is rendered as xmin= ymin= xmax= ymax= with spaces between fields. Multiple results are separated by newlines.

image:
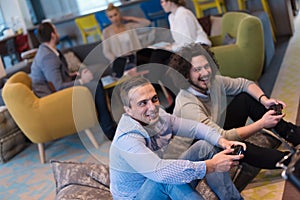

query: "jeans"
xmin=135 ymin=179 xmax=204 ymax=200
xmin=135 ymin=140 xmax=243 ymax=200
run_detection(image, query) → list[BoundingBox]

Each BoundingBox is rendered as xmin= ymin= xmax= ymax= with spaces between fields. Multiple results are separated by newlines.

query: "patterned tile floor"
xmin=241 ymin=13 xmax=300 ymax=200
xmin=0 ymin=133 xmax=109 ymax=200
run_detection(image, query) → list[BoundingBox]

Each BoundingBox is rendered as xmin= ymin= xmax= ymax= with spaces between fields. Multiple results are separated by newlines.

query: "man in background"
xmin=30 ymin=22 xmax=116 ymax=140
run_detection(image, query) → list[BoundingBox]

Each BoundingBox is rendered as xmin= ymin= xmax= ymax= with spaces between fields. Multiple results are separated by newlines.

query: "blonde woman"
xmin=102 ymin=4 xmax=150 ymax=77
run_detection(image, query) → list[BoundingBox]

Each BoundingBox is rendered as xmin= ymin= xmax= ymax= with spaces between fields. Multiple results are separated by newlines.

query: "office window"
xmin=76 ymin=0 xmax=120 ymax=15
xmin=40 ymin=0 xmax=120 ymax=20
xmin=25 ymin=0 xmax=42 ymax=25
xmin=40 ymin=0 xmax=78 ymax=20
xmin=0 ymin=7 xmax=5 ymax=31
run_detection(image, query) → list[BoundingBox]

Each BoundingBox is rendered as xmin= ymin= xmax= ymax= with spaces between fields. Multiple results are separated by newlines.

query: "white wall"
xmin=0 ymin=0 xmax=32 ymax=33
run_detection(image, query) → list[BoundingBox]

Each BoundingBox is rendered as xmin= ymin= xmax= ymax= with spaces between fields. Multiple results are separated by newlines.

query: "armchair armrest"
xmin=209 ymin=35 xmax=223 ymax=46
xmin=38 ymin=86 xmax=98 ymax=140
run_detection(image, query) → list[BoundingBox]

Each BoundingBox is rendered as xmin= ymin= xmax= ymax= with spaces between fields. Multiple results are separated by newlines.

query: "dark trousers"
xmin=112 ymin=54 xmax=135 ymax=78
xmin=85 ymin=81 xmax=116 ymax=140
xmin=224 ymin=92 xmax=289 ymax=169
xmin=224 ymin=92 xmax=291 ymax=137
xmin=224 ymin=92 xmax=268 ymax=129
xmin=136 ymin=48 xmax=174 ymax=66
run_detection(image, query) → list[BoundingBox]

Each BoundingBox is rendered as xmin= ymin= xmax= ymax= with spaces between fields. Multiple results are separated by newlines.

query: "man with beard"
xmin=168 ymin=43 xmax=300 ymax=191
xmin=30 ymin=22 xmax=116 ymax=140
xmin=170 ymin=43 xmax=300 ymax=147
xmin=109 ymin=76 xmax=245 ymax=199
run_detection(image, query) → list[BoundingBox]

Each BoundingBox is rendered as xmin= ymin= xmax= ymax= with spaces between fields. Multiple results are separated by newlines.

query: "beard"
xmin=189 ymin=79 xmax=209 ymax=94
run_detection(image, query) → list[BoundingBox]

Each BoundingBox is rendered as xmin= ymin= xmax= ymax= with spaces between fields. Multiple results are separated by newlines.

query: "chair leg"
xmin=215 ymin=0 xmax=223 ymax=13
xmin=192 ymin=0 xmax=203 ymax=18
xmin=37 ymin=143 xmax=45 ymax=164
xmin=85 ymin=129 xmax=99 ymax=149
xmin=237 ymin=0 xmax=246 ymax=10
xmin=219 ymin=0 xmax=227 ymax=12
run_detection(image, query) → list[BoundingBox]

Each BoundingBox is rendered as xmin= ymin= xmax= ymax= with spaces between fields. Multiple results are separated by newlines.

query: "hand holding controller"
xmin=269 ymin=103 xmax=283 ymax=115
xmin=231 ymin=145 xmax=244 ymax=156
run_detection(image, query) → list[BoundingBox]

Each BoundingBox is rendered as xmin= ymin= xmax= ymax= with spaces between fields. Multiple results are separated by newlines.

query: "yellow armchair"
xmin=2 ymin=72 xmax=100 ymax=163
xmin=75 ymin=14 xmax=103 ymax=43
xmin=210 ymin=12 xmax=264 ymax=81
xmin=192 ymin=0 xmax=226 ymax=18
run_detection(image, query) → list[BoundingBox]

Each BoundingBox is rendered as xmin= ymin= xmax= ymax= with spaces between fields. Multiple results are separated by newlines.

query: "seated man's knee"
xmin=181 ymin=140 xmax=219 ymax=161
xmin=235 ymin=92 xmax=252 ymax=101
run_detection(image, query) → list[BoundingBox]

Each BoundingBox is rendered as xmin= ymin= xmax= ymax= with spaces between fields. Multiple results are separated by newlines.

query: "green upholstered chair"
xmin=2 ymin=72 xmax=100 ymax=163
xmin=210 ymin=12 xmax=264 ymax=81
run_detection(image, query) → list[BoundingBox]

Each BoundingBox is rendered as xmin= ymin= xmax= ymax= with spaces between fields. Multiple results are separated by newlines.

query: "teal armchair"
xmin=210 ymin=12 xmax=264 ymax=81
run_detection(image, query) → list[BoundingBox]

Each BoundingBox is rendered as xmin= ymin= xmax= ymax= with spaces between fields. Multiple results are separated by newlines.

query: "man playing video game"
xmin=109 ymin=76 xmax=246 ymax=199
xmin=169 ymin=43 xmax=300 ymax=190
xmin=170 ymin=43 xmax=300 ymax=148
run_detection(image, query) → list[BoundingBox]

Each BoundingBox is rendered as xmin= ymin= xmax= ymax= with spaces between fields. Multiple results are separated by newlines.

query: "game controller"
xmin=269 ymin=103 xmax=283 ymax=115
xmin=231 ymin=145 xmax=244 ymax=155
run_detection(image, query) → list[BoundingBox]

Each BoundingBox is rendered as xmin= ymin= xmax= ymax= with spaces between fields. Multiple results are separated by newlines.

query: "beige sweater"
xmin=173 ymin=75 xmax=254 ymax=142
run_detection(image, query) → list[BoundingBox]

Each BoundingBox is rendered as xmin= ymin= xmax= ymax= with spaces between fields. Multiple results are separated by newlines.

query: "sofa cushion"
xmin=198 ymin=15 xmax=212 ymax=36
xmin=222 ymin=33 xmax=236 ymax=45
xmin=198 ymin=15 xmax=223 ymax=37
xmin=63 ymin=51 xmax=83 ymax=73
xmin=50 ymin=160 xmax=110 ymax=195
xmin=210 ymin=15 xmax=223 ymax=36
xmin=62 ymin=41 xmax=102 ymax=63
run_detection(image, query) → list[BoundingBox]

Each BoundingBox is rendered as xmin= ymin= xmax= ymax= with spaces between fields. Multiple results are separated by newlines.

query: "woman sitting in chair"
xmin=102 ymin=3 xmax=150 ymax=78
xmin=160 ymin=0 xmax=211 ymax=51
xmin=146 ymin=0 xmax=212 ymax=65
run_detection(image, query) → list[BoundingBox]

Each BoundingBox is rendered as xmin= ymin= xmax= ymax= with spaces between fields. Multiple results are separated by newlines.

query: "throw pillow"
xmin=222 ymin=33 xmax=236 ymax=45
xmin=50 ymin=160 xmax=110 ymax=193
xmin=198 ymin=15 xmax=212 ymax=36
xmin=210 ymin=16 xmax=223 ymax=36
xmin=63 ymin=51 xmax=82 ymax=73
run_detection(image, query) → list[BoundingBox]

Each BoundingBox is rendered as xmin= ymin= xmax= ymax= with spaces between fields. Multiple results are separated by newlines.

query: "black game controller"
xmin=231 ymin=145 xmax=244 ymax=155
xmin=269 ymin=103 xmax=283 ymax=115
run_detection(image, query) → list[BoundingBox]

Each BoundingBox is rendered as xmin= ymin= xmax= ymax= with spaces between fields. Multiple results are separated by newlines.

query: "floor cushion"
xmin=50 ymin=160 xmax=112 ymax=200
xmin=0 ymin=106 xmax=28 ymax=163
